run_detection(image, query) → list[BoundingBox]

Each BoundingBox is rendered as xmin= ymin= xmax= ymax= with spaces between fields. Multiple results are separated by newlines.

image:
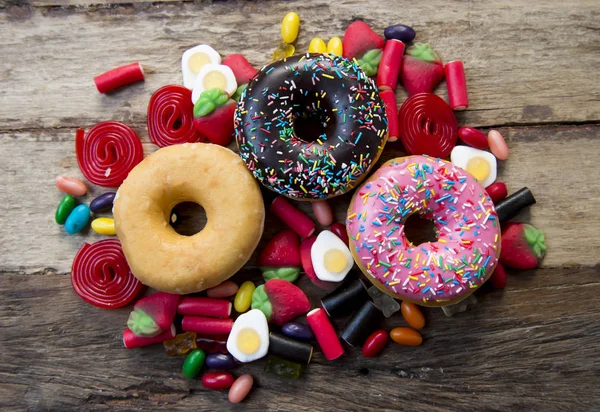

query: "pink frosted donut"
xmin=346 ymin=155 xmax=501 ymax=306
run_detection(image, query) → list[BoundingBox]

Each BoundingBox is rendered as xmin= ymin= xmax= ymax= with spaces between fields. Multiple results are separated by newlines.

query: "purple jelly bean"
xmin=281 ymin=321 xmax=314 ymax=341
xmin=205 ymin=353 xmax=236 ymax=370
xmin=384 ymin=24 xmax=416 ymax=43
xmin=90 ymin=192 xmax=116 ymax=213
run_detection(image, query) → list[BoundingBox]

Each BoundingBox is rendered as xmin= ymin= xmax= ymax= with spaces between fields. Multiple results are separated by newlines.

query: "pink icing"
xmin=346 ymin=155 xmax=500 ymax=305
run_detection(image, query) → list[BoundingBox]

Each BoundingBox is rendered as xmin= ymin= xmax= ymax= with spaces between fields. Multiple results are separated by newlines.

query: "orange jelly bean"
xmin=390 ymin=327 xmax=423 ymax=346
xmin=400 ymin=301 xmax=425 ymax=330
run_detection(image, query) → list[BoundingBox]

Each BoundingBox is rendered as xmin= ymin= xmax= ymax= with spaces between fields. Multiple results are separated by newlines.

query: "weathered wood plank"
xmin=1 ymin=0 xmax=599 ymax=132
xmin=1 ymin=267 xmax=599 ymax=411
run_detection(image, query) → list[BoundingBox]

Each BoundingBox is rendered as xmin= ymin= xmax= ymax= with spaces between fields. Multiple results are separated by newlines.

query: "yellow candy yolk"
xmin=324 ymin=249 xmax=347 ymax=273
xmin=237 ymin=328 xmax=261 ymax=354
xmin=188 ymin=52 xmax=210 ymax=73
xmin=203 ymin=71 xmax=227 ymax=91
xmin=466 ymin=156 xmax=491 ymax=182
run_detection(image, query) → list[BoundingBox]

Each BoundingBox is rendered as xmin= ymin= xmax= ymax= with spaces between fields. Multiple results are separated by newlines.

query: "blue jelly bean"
xmin=90 ymin=192 xmax=116 ymax=213
xmin=281 ymin=321 xmax=314 ymax=341
xmin=205 ymin=353 xmax=236 ymax=370
xmin=384 ymin=24 xmax=416 ymax=43
xmin=65 ymin=204 xmax=90 ymax=234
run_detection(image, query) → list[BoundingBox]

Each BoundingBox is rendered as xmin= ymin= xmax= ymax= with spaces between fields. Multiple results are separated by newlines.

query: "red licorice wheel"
xmin=147 ymin=85 xmax=205 ymax=147
xmin=76 ymin=121 xmax=143 ymax=187
xmin=398 ymin=93 xmax=458 ymax=158
xmin=71 ymin=239 xmax=143 ymax=309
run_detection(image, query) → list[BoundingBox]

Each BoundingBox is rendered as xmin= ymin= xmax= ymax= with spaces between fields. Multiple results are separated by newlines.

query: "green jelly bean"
xmin=182 ymin=349 xmax=205 ymax=379
xmin=55 ymin=195 xmax=76 ymax=225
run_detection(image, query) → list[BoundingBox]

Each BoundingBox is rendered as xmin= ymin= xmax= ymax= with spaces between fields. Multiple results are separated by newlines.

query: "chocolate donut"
xmin=234 ymin=53 xmax=388 ymax=200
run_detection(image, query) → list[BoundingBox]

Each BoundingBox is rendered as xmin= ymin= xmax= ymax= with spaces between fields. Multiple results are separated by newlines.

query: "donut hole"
xmin=404 ymin=213 xmax=438 ymax=246
xmin=169 ymin=201 xmax=207 ymax=236
xmin=421 ymin=117 xmax=437 ymax=135
xmin=292 ymin=98 xmax=336 ymax=143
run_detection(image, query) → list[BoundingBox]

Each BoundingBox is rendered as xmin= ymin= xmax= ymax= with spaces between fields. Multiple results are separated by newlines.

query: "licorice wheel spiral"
xmin=71 ymin=239 xmax=143 ymax=309
xmin=398 ymin=93 xmax=458 ymax=158
xmin=147 ymin=85 xmax=205 ymax=147
xmin=75 ymin=121 xmax=143 ymax=187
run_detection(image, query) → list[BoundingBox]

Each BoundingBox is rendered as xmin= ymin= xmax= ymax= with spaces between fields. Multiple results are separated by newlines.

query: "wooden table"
xmin=1 ymin=1 xmax=599 ymax=410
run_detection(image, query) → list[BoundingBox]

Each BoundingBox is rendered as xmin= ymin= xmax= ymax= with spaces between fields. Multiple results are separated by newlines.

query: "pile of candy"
xmin=53 ymin=12 xmax=548 ymax=404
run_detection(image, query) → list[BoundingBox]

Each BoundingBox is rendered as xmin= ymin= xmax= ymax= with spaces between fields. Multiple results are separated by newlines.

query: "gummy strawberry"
xmin=222 ymin=54 xmax=257 ymax=85
xmin=127 ymin=292 xmax=180 ymax=337
xmin=258 ymin=229 xmax=301 ymax=282
xmin=343 ymin=21 xmax=385 ymax=60
xmin=300 ymin=235 xmax=338 ymax=291
xmin=500 ymin=223 xmax=547 ymax=270
xmin=192 ymin=88 xmax=236 ymax=146
xmin=265 ymin=280 xmax=311 ymax=326
xmin=400 ymin=43 xmax=445 ymax=96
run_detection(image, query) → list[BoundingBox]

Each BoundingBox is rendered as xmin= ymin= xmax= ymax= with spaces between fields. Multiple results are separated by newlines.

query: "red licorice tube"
xmin=270 ymin=196 xmax=316 ymax=238
xmin=306 ymin=308 xmax=344 ymax=360
xmin=182 ymin=316 xmax=234 ymax=335
xmin=71 ymin=239 xmax=143 ymax=309
xmin=94 ymin=62 xmax=144 ymax=94
xmin=75 ymin=121 xmax=143 ymax=187
xmin=123 ymin=324 xmax=176 ymax=349
xmin=445 ymin=60 xmax=468 ymax=111
xmin=379 ymin=89 xmax=399 ymax=142
xmin=147 ymin=85 xmax=205 ymax=147
xmin=376 ymin=39 xmax=405 ymax=91
xmin=177 ymin=297 xmax=232 ymax=318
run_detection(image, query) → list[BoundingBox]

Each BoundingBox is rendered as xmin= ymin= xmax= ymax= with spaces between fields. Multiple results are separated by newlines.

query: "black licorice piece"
xmin=321 ymin=278 xmax=368 ymax=318
xmin=340 ymin=301 xmax=383 ymax=347
xmin=495 ymin=187 xmax=536 ymax=222
xmin=269 ymin=332 xmax=313 ymax=365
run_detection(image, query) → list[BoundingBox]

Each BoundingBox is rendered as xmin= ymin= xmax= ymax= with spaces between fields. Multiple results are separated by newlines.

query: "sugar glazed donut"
xmin=347 ymin=155 xmax=501 ymax=306
xmin=113 ymin=144 xmax=265 ymax=294
xmin=235 ymin=53 xmax=388 ymax=200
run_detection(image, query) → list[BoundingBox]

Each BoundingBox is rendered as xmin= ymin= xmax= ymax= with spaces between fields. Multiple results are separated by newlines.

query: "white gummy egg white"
xmin=181 ymin=45 xmax=221 ymax=90
xmin=450 ymin=146 xmax=497 ymax=188
xmin=191 ymin=64 xmax=237 ymax=104
xmin=311 ymin=230 xmax=354 ymax=282
xmin=226 ymin=309 xmax=269 ymax=363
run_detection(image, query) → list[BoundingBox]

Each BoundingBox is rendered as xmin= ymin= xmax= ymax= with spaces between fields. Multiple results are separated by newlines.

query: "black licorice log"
xmin=495 ymin=187 xmax=536 ymax=222
xmin=269 ymin=332 xmax=313 ymax=364
xmin=321 ymin=277 xmax=368 ymax=318
xmin=340 ymin=301 xmax=383 ymax=347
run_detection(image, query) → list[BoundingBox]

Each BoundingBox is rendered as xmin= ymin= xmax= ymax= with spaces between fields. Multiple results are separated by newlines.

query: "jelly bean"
xmin=91 ymin=217 xmax=115 ymax=235
xmin=182 ymin=349 xmax=206 ymax=378
xmin=207 ymin=280 xmax=239 ymax=298
xmin=228 ymin=374 xmax=253 ymax=403
xmin=326 ymin=37 xmax=343 ymax=56
xmin=400 ymin=301 xmax=425 ymax=329
xmin=89 ymin=192 xmax=116 ymax=213
xmin=490 ymin=263 xmax=507 ymax=289
xmin=311 ymin=200 xmax=333 ymax=226
xmin=458 ymin=127 xmax=488 ymax=150
xmin=281 ymin=12 xmax=300 ymax=44
xmin=202 ymin=372 xmax=234 ymax=390
xmin=55 ymin=175 xmax=87 ymax=197
xmin=308 ymin=38 xmax=326 ymax=53
xmin=281 ymin=321 xmax=314 ymax=341
xmin=330 ymin=222 xmax=349 ymax=246
xmin=55 ymin=195 xmax=76 ymax=225
xmin=488 ymin=130 xmax=509 ymax=160
xmin=390 ymin=327 xmax=423 ymax=346
xmin=362 ymin=329 xmax=388 ymax=357
xmin=384 ymin=24 xmax=416 ymax=43
xmin=64 ymin=204 xmax=90 ymax=234
xmin=206 ymin=353 xmax=237 ymax=370
xmin=234 ymin=281 xmax=255 ymax=313
xmin=486 ymin=182 xmax=508 ymax=204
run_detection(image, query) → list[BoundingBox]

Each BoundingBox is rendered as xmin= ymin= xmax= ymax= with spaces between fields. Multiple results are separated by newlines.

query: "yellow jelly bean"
xmin=234 ymin=281 xmax=255 ymax=313
xmin=308 ymin=37 xmax=327 ymax=53
xmin=91 ymin=217 xmax=116 ymax=235
xmin=327 ymin=37 xmax=343 ymax=56
xmin=281 ymin=12 xmax=300 ymax=44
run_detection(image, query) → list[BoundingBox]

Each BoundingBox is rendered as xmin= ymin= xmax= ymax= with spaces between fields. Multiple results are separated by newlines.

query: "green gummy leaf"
xmin=204 ymin=87 xmax=224 ymax=101
xmin=251 ymin=285 xmax=272 ymax=320
xmin=127 ymin=309 xmax=160 ymax=337
xmin=193 ymin=100 xmax=216 ymax=118
xmin=357 ymin=49 xmax=382 ymax=77
xmin=215 ymin=93 xmax=229 ymax=106
xmin=261 ymin=267 xmax=300 ymax=282
xmin=408 ymin=42 xmax=440 ymax=62
xmin=523 ymin=224 xmax=546 ymax=258
xmin=533 ymin=244 xmax=542 ymax=257
xmin=232 ymin=84 xmax=247 ymax=101
xmin=194 ymin=88 xmax=229 ymax=117
xmin=524 ymin=225 xmax=540 ymax=245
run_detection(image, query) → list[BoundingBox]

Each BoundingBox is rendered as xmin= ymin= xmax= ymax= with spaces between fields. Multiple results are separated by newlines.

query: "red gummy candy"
xmin=342 ymin=21 xmax=385 ymax=60
xmin=258 ymin=229 xmax=301 ymax=268
xmin=222 ymin=54 xmax=258 ymax=85
xmin=265 ymin=279 xmax=311 ymax=326
xmin=458 ymin=127 xmax=488 ymax=150
xmin=490 ymin=263 xmax=507 ymax=289
xmin=486 ymin=182 xmax=508 ymax=204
